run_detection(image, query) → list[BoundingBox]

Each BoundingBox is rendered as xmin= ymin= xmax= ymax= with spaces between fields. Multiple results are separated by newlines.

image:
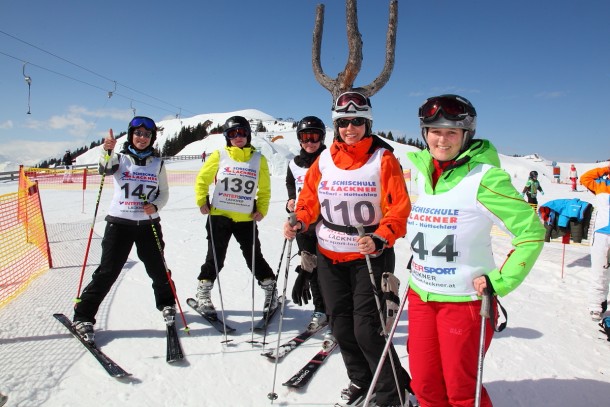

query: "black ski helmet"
xmin=223 ymin=116 xmax=252 ymax=146
xmin=127 ymin=116 xmax=158 ymax=147
xmin=296 ymin=116 xmax=326 ymax=143
xmin=418 ymin=94 xmax=477 ymax=151
xmin=530 ymin=171 xmax=538 ymax=179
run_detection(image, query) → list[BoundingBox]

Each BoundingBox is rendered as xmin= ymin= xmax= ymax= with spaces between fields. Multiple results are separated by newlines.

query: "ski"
xmin=166 ymin=322 xmax=184 ymax=363
xmin=282 ymin=338 xmax=338 ymax=389
xmin=253 ymin=296 xmax=283 ymax=331
xmin=186 ymin=298 xmax=236 ymax=334
xmin=334 ymin=394 xmax=376 ymax=407
xmin=261 ymin=323 xmax=327 ymax=361
xmin=53 ymin=313 xmax=131 ymax=378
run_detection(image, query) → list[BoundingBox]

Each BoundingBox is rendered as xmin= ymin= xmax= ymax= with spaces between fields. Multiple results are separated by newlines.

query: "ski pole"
xmin=267 ymin=213 xmax=296 ymax=403
xmin=364 ymin=278 xmax=412 ymax=406
xmin=249 ymin=220 xmax=257 ymax=345
xmin=475 ymin=287 xmax=492 ymax=407
xmin=275 ymin=238 xmax=288 ymax=276
xmin=74 ymin=129 xmax=113 ymax=303
xmin=355 ymin=224 xmax=405 ymax=407
xmin=141 ymin=196 xmax=190 ymax=334
xmin=560 ymin=231 xmax=570 ymax=279
xmin=259 ymin=238 xmax=287 ymax=348
xmin=207 ymin=211 xmax=233 ymax=344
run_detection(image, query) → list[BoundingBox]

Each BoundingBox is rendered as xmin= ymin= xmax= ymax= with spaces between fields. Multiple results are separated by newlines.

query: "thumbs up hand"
xmin=104 ymin=129 xmax=116 ymax=151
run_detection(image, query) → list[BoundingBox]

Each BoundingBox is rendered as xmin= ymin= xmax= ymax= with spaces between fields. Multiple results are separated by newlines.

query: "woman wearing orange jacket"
xmin=581 ymin=162 xmax=610 ymax=320
xmin=284 ymin=92 xmax=412 ymax=407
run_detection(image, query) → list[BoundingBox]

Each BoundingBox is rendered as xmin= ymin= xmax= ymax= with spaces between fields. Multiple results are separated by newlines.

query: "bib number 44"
xmin=411 ymin=232 xmax=459 ymax=262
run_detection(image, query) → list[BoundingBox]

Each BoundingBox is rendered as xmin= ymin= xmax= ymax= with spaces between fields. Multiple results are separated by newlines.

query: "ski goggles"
xmin=225 ymin=127 xmax=248 ymax=139
xmin=133 ymin=129 xmax=153 ymax=139
xmin=297 ymin=132 xmax=322 ymax=143
xmin=332 ymin=92 xmax=371 ymax=113
xmin=129 ymin=116 xmax=157 ymax=131
xmin=336 ymin=117 xmax=367 ymax=128
xmin=419 ymin=96 xmax=476 ymax=123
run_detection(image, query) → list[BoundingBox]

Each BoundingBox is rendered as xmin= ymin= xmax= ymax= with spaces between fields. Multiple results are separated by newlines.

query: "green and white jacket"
xmin=406 ymin=139 xmax=545 ymax=302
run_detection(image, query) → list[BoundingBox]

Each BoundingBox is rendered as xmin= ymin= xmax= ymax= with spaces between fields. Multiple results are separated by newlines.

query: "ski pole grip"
xmin=355 ymin=224 xmax=365 ymax=238
xmin=105 ymin=129 xmax=114 ymax=159
xmin=288 ymin=212 xmax=297 ymax=227
xmin=480 ymin=287 xmax=491 ymax=319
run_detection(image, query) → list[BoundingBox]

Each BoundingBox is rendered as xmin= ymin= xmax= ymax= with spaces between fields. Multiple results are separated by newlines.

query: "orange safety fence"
xmin=22 ymin=166 xmax=199 ymax=188
xmin=0 ymin=167 xmax=52 ymax=308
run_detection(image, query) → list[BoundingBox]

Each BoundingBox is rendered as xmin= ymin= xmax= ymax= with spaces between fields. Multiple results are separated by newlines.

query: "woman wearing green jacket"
xmin=193 ymin=116 xmax=277 ymax=317
xmin=406 ymin=95 xmax=545 ymax=407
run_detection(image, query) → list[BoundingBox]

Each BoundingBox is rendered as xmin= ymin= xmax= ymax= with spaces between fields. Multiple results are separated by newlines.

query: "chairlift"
xmin=108 ymin=81 xmax=117 ymax=98
xmin=22 ymin=63 xmax=32 ymax=114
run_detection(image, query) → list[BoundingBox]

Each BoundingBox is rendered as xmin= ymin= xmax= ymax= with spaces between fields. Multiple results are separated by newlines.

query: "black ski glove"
xmin=292 ymin=266 xmax=312 ymax=306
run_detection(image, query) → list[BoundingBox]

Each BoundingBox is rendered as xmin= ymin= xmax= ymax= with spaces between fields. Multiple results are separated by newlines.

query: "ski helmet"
xmin=128 ymin=116 xmax=158 ymax=147
xmin=529 ymin=171 xmax=538 ymax=179
xmin=331 ymin=91 xmax=373 ymax=139
xmin=223 ymin=116 xmax=252 ymax=146
xmin=331 ymin=91 xmax=373 ymax=122
xmin=296 ymin=116 xmax=326 ymax=143
xmin=418 ymin=94 xmax=477 ymax=150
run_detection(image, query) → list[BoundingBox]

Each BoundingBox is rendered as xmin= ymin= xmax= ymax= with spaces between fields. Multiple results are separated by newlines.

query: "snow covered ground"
xmin=1 ymin=119 xmax=610 ymax=406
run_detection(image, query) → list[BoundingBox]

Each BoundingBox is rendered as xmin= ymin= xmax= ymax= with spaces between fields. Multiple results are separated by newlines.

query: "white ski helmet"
xmin=331 ymin=91 xmax=373 ymax=123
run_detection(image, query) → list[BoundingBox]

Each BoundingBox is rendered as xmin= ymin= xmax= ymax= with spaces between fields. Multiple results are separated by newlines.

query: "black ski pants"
xmin=74 ymin=221 xmax=176 ymax=324
xmin=197 ymin=215 xmax=274 ymax=283
xmin=317 ymin=248 xmax=411 ymax=405
xmin=295 ymin=231 xmax=325 ymax=313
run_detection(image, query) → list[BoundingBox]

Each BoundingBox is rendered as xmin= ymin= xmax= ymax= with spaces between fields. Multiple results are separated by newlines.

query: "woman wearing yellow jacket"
xmin=193 ymin=116 xmax=276 ymax=317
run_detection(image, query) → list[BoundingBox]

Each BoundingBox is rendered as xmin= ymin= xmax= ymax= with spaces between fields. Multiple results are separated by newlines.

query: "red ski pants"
xmin=407 ymin=289 xmax=494 ymax=407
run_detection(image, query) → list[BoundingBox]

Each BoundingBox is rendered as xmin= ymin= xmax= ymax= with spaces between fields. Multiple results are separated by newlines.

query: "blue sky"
xmin=1 ymin=0 xmax=609 ymax=165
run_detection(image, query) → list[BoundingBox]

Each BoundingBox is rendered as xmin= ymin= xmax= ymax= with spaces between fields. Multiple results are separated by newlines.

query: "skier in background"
xmin=62 ymin=150 xmax=74 ymax=183
xmin=522 ymin=170 xmax=544 ymax=208
xmin=569 ymin=164 xmax=579 ymax=191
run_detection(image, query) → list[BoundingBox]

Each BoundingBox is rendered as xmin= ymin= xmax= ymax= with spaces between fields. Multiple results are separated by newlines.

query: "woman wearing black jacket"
xmin=285 ymin=116 xmax=328 ymax=331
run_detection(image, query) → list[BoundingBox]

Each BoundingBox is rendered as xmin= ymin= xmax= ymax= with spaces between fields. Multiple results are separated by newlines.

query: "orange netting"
xmin=22 ymin=167 xmax=198 ymax=188
xmin=0 ymin=167 xmax=52 ymax=308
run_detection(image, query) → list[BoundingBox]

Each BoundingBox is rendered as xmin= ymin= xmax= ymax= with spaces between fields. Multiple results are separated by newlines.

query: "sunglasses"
xmin=225 ymin=127 xmax=248 ymax=139
xmin=336 ymin=117 xmax=367 ymax=128
xmin=419 ymin=97 xmax=476 ymax=123
xmin=298 ymin=132 xmax=322 ymax=143
xmin=133 ymin=129 xmax=153 ymax=139
xmin=333 ymin=92 xmax=372 ymax=113
xmin=129 ymin=116 xmax=156 ymax=131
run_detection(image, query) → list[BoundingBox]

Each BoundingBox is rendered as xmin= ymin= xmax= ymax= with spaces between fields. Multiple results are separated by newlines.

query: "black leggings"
xmin=74 ymin=221 xmax=175 ymax=324
xmin=317 ymin=248 xmax=411 ymax=405
xmin=197 ymin=215 xmax=274 ymax=282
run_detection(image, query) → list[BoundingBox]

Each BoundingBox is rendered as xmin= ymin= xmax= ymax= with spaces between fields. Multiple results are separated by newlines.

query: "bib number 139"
xmin=220 ymin=177 xmax=255 ymax=195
